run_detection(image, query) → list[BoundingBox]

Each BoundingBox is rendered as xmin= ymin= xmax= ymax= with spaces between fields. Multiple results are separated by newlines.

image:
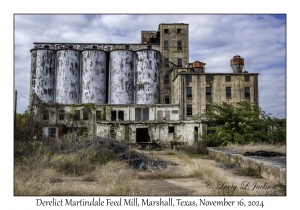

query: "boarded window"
xmin=59 ymin=110 xmax=65 ymax=120
xmin=226 ymin=87 xmax=231 ymax=98
xmin=75 ymin=110 xmax=80 ymax=121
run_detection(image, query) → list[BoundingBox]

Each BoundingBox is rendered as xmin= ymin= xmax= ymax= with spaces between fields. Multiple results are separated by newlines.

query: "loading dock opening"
xmin=136 ymin=128 xmax=150 ymax=143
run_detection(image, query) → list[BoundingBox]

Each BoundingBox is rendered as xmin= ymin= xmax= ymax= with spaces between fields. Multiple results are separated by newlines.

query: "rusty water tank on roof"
xmin=230 ymin=55 xmax=244 ymax=73
xmin=192 ymin=61 xmax=206 ymax=73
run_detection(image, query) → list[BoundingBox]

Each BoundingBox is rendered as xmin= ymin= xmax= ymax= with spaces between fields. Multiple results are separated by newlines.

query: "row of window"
xmin=164 ymin=58 xmax=182 ymax=68
xmin=164 ymin=74 xmax=250 ymax=83
xmin=164 ymin=28 xmax=183 ymax=34
xmin=185 ymin=87 xmax=251 ymax=98
xmin=164 ymin=40 xmax=182 ymax=50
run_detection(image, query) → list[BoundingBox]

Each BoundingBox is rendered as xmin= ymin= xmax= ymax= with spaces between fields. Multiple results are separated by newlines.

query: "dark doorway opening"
xmin=194 ymin=127 xmax=198 ymax=142
xmin=136 ymin=128 xmax=150 ymax=143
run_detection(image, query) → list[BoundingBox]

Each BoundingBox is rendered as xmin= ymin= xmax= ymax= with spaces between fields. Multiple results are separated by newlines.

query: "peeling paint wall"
xmin=81 ymin=50 xmax=107 ymax=104
xmin=30 ymin=49 xmax=56 ymax=103
xmin=134 ymin=50 xmax=160 ymax=104
xmin=109 ymin=50 xmax=134 ymax=104
xmin=55 ymin=50 xmax=81 ymax=104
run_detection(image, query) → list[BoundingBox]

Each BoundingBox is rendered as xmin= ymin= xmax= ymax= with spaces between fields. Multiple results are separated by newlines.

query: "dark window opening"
xmin=143 ymin=108 xmax=149 ymax=120
xmin=187 ymin=104 xmax=193 ymax=116
xmin=206 ymin=87 xmax=212 ymax=98
xmin=245 ymin=87 xmax=250 ymax=98
xmin=118 ymin=111 xmax=124 ymax=121
xmin=135 ymin=108 xmax=142 ymax=121
xmin=93 ymin=45 xmax=97 ymax=49
xmin=177 ymin=29 xmax=182 ymax=33
xmin=135 ymin=108 xmax=149 ymax=121
xmin=164 ymin=58 xmax=169 ymax=67
xmin=206 ymin=75 xmax=212 ymax=82
xmin=49 ymin=127 xmax=57 ymax=138
xmin=110 ymin=127 xmax=116 ymax=139
xmin=147 ymin=45 xmax=152 ymax=49
xmin=168 ymin=126 xmax=175 ymax=133
xmin=178 ymin=59 xmax=182 ymax=67
xmin=83 ymin=109 xmax=89 ymax=120
xmin=186 ymin=75 xmax=192 ymax=82
xmin=136 ymin=128 xmax=150 ymax=143
xmin=226 ymin=87 xmax=231 ymax=98
xmin=244 ymin=75 xmax=250 ymax=81
xmin=164 ymin=95 xmax=170 ymax=104
xmin=96 ymin=110 xmax=102 ymax=121
xmin=177 ymin=41 xmax=182 ymax=49
xmin=75 ymin=110 xmax=80 ymax=121
xmin=164 ymin=40 xmax=168 ymax=50
xmin=164 ymin=74 xmax=169 ymax=84
xmin=43 ymin=110 xmax=49 ymax=120
xmin=59 ymin=110 xmax=65 ymax=120
xmin=111 ymin=111 xmax=117 ymax=121
xmin=164 ymin=29 xmax=169 ymax=33
xmin=187 ymin=87 xmax=192 ymax=98
xmin=125 ymin=45 xmax=130 ymax=50
xmin=226 ymin=76 xmax=231 ymax=82
xmin=45 ymin=45 xmax=49 ymax=49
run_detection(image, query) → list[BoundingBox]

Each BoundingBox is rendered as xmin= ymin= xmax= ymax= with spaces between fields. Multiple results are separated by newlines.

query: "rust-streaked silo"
xmin=109 ymin=50 xmax=134 ymax=104
xmin=230 ymin=55 xmax=244 ymax=73
xmin=30 ymin=49 xmax=56 ymax=103
xmin=81 ymin=50 xmax=107 ymax=104
xmin=134 ymin=49 xmax=160 ymax=104
xmin=55 ymin=49 xmax=81 ymax=104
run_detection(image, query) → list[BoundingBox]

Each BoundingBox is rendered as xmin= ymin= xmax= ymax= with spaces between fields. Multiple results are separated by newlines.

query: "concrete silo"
xmin=81 ymin=49 xmax=107 ymax=104
xmin=134 ymin=49 xmax=160 ymax=104
xmin=109 ymin=50 xmax=134 ymax=104
xmin=55 ymin=49 xmax=81 ymax=104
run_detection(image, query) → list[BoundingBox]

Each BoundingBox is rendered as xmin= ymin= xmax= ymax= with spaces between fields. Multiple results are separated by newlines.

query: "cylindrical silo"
xmin=81 ymin=50 xmax=107 ymax=104
xmin=109 ymin=50 xmax=134 ymax=104
xmin=30 ymin=49 xmax=56 ymax=103
xmin=134 ymin=49 xmax=160 ymax=104
xmin=55 ymin=49 xmax=81 ymax=104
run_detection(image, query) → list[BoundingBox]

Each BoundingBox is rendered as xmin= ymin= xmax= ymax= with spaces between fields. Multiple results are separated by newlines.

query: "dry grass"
xmin=225 ymin=142 xmax=286 ymax=155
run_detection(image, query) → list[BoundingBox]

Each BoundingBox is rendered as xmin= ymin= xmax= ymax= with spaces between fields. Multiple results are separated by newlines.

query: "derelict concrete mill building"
xmin=29 ymin=23 xmax=259 ymax=145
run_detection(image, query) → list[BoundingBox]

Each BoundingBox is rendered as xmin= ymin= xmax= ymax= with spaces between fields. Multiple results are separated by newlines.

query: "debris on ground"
xmin=243 ymin=150 xmax=283 ymax=157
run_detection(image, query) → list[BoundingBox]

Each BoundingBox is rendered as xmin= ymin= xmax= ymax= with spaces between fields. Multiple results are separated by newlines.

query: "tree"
xmin=200 ymin=102 xmax=285 ymax=146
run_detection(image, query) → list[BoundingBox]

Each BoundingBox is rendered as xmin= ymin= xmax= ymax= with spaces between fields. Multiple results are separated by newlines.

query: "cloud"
xmin=14 ymin=14 xmax=286 ymax=118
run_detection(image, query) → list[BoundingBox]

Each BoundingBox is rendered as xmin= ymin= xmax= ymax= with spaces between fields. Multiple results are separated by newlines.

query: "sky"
xmin=14 ymin=14 xmax=286 ymax=118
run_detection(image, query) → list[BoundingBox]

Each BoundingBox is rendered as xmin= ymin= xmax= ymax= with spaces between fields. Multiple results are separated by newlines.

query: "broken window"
xmin=164 ymin=29 xmax=169 ymax=33
xmin=187 ymin=104 xmax=193 ymax=116
xmin=178 ymin=58 xmax=182 ymax=67
xmin=164 ymin=40 xmax=168 ymax=50
xmin=58 ymin=110 xmax=65 ymax=120
xmin=96 ymin=110 xmax=102 ymax=121
xmin=206 ymin=87 xmax=212 ymax=98
xmin=43 ymin=110 xmax=49 ymax=120
xmin=226 ymin=87 xmax=231 ymax=98
xmin=186 ymin=75 xmax=192 ymax=82
xmin=164 ymin=74 xmax=169 ymax=84
xmin=177 ymin=29 xmax=182 ymax=33
xmin=168 ymin=126 xmax=175 ymax=133
xmin=118 ymin=111 xmax=124 ymax=121
xmin=245 ymin=87 xmax=250 ymax=98
xmin=164 ymin=95 xmax=170 ymax=104
xmin=177 ymin=40 xmax=182 ymax=49
xmin=186 ymin=87 xmax=192 ymax=98
xmin=49 ymin=127 xmax=57 ymax=138
xmin=75 ymin=110 xmax=80 ymax=121
xmin=206 ymin=75 xmax=212 ymax=82
xmin=111 ymin=111 xmax=117 ymax=121
xmin=244 ymin=75 xmax=250 ymax=81
xmin=226 ymin=76 xmax=231 ymax=82
xmin=164 ymin=58 xmax=169 ymax=67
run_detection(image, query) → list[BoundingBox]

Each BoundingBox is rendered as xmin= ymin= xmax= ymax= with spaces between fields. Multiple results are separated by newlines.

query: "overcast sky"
xmin=14 ymin=14 xmax=286 ymax=118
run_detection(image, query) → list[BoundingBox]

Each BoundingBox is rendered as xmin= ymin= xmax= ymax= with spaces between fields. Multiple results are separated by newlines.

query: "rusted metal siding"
xmin=81 ymin=50 xmax=107 ymax=104
xmin=109 ymin=50 xmax=134 ymax=104
xmin=30 ymin=49 xmax=56 ymax=103
xmin=134 ymin=50 xmax=160 ymax=104
xmin=55 ymin=50 xmax=81 ymax=104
